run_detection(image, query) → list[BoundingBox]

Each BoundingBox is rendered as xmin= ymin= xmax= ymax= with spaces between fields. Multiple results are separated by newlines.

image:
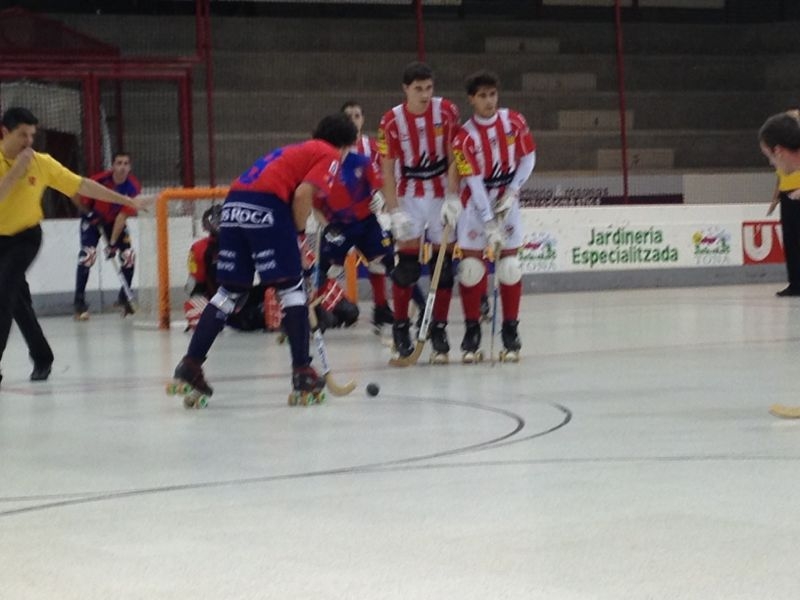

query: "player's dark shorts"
xmin=320 ymin=215 xmax=394 ymax=265
xmin=216 ymin=191 xmax=300 ymax=287
xmin=79 ymin=215 xmax=132 ymax=252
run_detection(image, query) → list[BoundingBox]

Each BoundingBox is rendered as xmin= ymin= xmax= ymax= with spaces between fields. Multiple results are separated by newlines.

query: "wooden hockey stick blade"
xmin=325 ymin=373 xmax=357 ymax=396
xmin=388 ymin=340 xmax=425 ymax=367
xmin=769 ymin=404 xmax=800 ymax=419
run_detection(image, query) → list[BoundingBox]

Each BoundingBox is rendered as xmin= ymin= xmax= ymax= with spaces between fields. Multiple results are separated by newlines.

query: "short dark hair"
xmin=112 ymin=151 xmax=131 ymax=162
xmin=312 ymin=113 xmax=358 ymax=148
xmin=402 ymin=61 xmax=434 ymax=86
xmin=1 ymin=107 xmax=38 ymax=131
xmin=759 ymin=112 xmax=800 ymax=151
xmin=340 ymin=100 xmax=361 ymax=113
xmin=465 ymin=70 xmax=500 ymax=96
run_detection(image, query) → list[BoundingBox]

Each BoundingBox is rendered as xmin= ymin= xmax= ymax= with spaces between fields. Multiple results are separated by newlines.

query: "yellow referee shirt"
xmin=777 ymin=169 xmax=800 ymax=192
xmin=0 ymin=149 xmax=83 ymax=236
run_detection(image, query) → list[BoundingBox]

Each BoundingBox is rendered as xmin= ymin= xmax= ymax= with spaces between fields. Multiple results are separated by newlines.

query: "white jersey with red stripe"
xmin=354 ymin=134 xmax=381 ymax=173
xmin=453 ymin=108 xmax=536 ymax=206
xmin=377 ymin=97 xmax=460 ymax=200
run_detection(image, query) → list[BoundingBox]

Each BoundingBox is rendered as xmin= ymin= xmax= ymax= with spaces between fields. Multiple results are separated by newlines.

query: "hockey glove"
xmin=369 ymin=191 xmax=386 ymax=214
xmin=104 ymin=243 xmax=119 ymax=260
xmin=485 ymin=219 xmax=505 ymax=252
xmin=390 ymin=209 xmax=414 ymax=242
xmin=494 ymin=189 xmax=518 ymax=220
xmin=440 ymin=193 xmax=462 ymax=227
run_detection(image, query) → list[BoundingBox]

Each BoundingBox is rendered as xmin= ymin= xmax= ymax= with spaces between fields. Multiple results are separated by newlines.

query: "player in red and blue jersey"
xmin=72 ymin=152 xmax=140 ymax=319
xmin=171 ymin=113 xmax=357 ymax=405
xmin=312 ymin=101 xmax=395 ymax=332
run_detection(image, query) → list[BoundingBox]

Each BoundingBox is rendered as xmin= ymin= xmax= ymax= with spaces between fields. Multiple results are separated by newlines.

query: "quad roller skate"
xmin=74 ymin=299 xmax=90 ymax=321
xmin=371 ymin=303 xmax=394 ymax=335
xmin=167 ymin=356 xmax=213 ymax=408
xmin=499 ymin=320 xmax=522 ymax=363
xmin=429 ymin=320 xmax=450 ymax=364
xmin=391 ymin=319 xmax=414 ymax=359
xmin=288 ymin=365 xmax=326 ymax=406
xmin=460 ymin=320 xmax=483 ymax=364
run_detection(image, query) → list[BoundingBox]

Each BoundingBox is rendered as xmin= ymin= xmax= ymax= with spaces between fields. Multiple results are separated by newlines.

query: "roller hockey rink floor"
xmin=1 ymin=284 xmax=799 ymax=600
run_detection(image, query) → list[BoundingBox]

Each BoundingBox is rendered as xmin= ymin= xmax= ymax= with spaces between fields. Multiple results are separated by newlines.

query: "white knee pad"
xmin=458 ymin=256 xmax=486 ymax=288
xmin=78 ymin=246 xmax=97 ymax=267
xmin=497 ymin=255 xmax=522 ymax=285
xmin=120 ymin=248 xmax=135 ymax=269
xmin=327 ymin=264 xmax=344 ymax=279
xmin=367 ymin=257 xmax=386 ymax=275
xmin=277 ymin=279 xmax=307 ymax=308
xmin=210 ymin=287 xmax=245 ymax=315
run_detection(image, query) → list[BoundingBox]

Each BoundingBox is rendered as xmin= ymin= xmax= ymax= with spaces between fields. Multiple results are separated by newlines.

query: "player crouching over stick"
xmin=167 ymin=113 xmax=357 ymax=408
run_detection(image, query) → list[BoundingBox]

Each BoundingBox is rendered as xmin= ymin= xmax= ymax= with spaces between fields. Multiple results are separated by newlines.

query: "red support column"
xmin=178 ymin=70 xmax=195 ymax=187
xmin=414 ymin=0 xmax=426 ymax=62
xmin=614 ymin=0 xmax=630 ymax=204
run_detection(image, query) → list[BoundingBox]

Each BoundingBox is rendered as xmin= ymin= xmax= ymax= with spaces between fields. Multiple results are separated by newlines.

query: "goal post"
xmin=134 ymin=187 xmax=229 ymax=331
xmin=137 ymin=186 xmax=362 ymax=331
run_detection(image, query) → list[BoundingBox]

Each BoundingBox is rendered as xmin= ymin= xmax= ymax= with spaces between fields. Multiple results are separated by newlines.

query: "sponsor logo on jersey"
xmin=221 ymin=202 xmax=275 ymax=229
xmin=28 ymin=176 xmax=37 ymax=186
xmin=454 ymin=149 xmax=473 ymax=176
xmin=376 ymin=128 xmax=388 ymax=155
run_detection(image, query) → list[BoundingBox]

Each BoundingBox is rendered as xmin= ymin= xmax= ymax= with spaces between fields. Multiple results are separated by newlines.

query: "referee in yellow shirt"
xmin=0 ymin=107 xmax=146 ymax=387
xmin=760 ymin=110 xmax=800 ymax=297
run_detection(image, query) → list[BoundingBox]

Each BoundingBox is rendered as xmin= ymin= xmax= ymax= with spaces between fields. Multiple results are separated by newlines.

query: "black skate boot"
xmin=500 ymin=320 xmax=522 ymax=363
xmin=392 ymin=318 xmax=414 ymax=358
xmin=167 ymin=356 xmax=213 ymax=408
xmin=74 ymin=298 xmax=90 ymax=321
xmin=371 ymin=303 xmax=394 ymax=335
xmin=429 ymin=320 xmax=450 ymax=364
xmin=480 ymin=294 xmax=491 ymax=324
xmin=460 ymin=320 xmax=483 ymax=364
xmin=289 ymin=365 xmax=326 ymax=406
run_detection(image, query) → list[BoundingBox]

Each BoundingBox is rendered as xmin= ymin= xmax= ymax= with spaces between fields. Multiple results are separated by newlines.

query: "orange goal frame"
xmin=154 ymin=187 xmax=360 ymax=330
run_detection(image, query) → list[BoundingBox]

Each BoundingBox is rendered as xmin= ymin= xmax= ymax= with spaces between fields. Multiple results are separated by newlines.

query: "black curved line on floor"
xmin=0 ymin=396 xmax=570 ymax=516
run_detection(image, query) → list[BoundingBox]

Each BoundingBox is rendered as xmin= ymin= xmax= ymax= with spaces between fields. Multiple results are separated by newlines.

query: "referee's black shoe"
xmin=30 ymin=362 xmax=52 ymax=381
xmin=776 ymin=285 xmax=800 ymax=297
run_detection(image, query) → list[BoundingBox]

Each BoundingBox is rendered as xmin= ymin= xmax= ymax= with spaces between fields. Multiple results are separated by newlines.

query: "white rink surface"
xmin=1 ymin=284 xmax=799 ymax=600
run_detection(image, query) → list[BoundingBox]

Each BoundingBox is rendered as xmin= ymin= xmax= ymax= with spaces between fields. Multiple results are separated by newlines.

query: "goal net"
xmin=134 ymin=187 xmax=229 ymax=330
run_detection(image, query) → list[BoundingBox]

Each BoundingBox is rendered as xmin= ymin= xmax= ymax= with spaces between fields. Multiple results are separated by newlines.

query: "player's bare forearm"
xmin=0 ymin=148 xmax=34 ymax=204
xmin=447 ymin=160 xmax=460 ymax=195
xmin=381 ymin=158 xmax=399 ymax=211
xmin=110 ymin=213 xmax=127 ymax=246
xmin=78 ymin=178 xmax=138 ymax=210
xmin=767 ymin=181 xmax=781 ymax=215
xmin=292 ymin=182 xmax=315 ymax=232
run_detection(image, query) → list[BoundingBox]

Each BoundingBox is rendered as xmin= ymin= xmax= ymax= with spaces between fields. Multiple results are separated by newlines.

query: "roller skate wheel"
xmin=183 ymin=392 xmax=208 ymax=409
xmin=463 ymin=350 xmax=484 ymax=364
xmin=166 ymin=381 xmax=192 ymax=396
xmin=499 ymin=350 xmax=520 ymax=363
xmin=288 ymin=390 xmax=326 ymax=406
xmin=429 ymin=353 xmax=449 ymax=365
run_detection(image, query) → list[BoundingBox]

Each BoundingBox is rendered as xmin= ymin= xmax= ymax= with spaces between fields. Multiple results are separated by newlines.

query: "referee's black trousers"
xmin=0 ymin=225 xmax=54 ymax=368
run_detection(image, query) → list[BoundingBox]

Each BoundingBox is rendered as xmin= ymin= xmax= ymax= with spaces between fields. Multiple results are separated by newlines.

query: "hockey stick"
xmin=769 ymin=404 xmax=800 ymax=419
xmin=389 ymin=223 xmax=452 ymax=367
xmin=305 ymin=227 xmax=356 ymax=396
xmin=489 ymin=241 xmax=502 ymax=367
xmin=97 ymin=224 xmax=137 ymax=315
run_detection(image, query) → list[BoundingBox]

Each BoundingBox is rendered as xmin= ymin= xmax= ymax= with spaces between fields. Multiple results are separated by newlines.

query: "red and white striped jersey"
xmin=377 ymin=97 xmax=460 ymax=200
xmin=453 ymin=108 xmax=536 ymax=203
xmin=354 ymin=134 xmax=381 ymax=179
